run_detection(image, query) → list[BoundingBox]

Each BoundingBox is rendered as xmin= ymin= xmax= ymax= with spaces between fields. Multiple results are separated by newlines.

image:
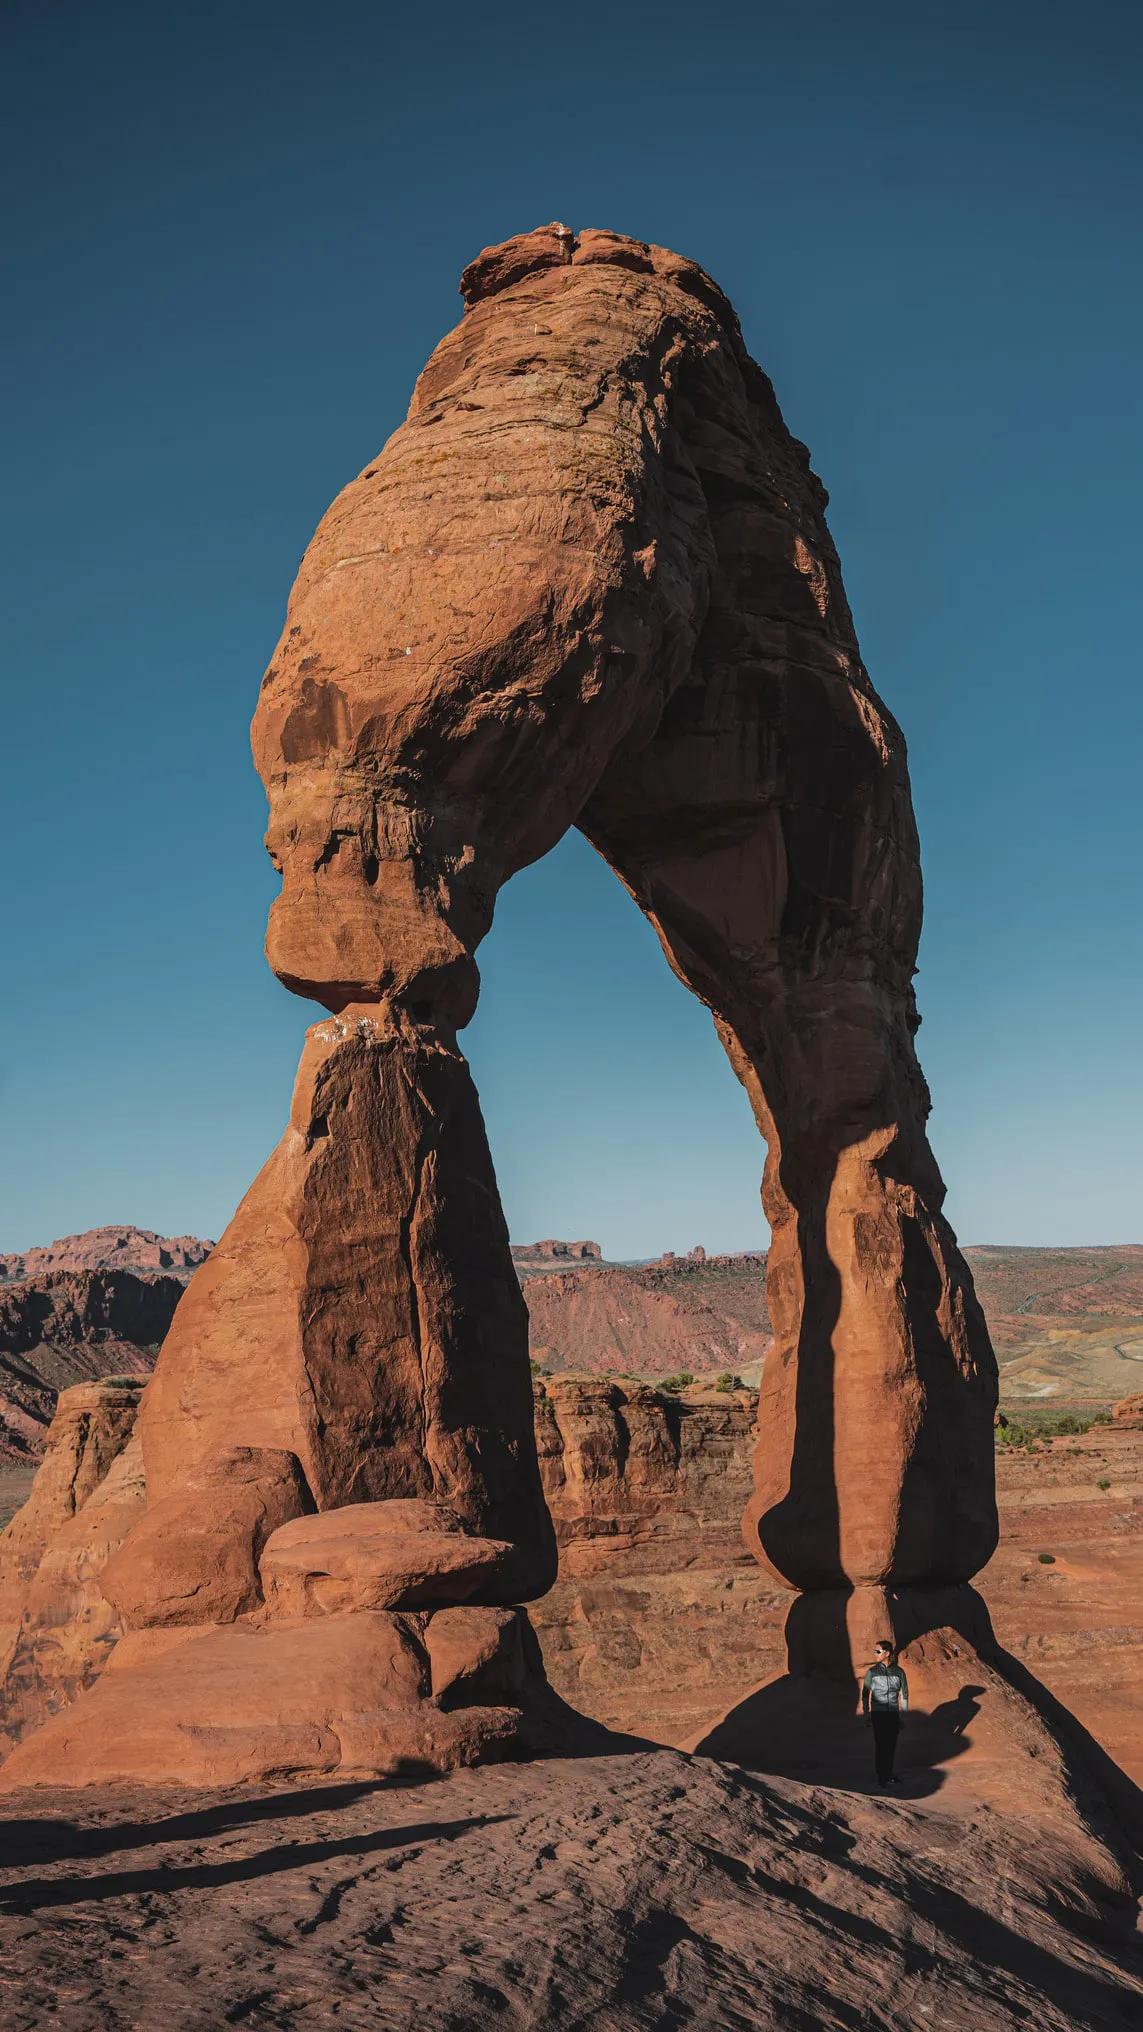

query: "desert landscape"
xmin=4 ymin=1225 xmax=1143 ymax=1781
xmin=2 ymin=1232 xmax=1143 ymax=2025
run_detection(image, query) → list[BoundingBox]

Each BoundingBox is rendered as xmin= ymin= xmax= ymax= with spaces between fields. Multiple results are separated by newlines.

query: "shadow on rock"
xmin=692 ymin=1670 xmax=972 ymax=1798
xmin=0 ymin=1811 xmax=510 ymax=1912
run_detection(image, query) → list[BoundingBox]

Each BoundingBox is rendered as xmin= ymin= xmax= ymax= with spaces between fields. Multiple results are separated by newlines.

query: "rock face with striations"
xmin=1 ymin=224 xmax=1007 ymax=1785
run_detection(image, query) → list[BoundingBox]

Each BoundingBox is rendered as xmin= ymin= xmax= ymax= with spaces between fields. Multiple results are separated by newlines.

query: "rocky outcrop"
xmin=0 ymin=1380 xmax=146 ymax=1750
xmin=136 ymin=1017 xmax=555 ymax=1584
xmin=0 ymin=1228 xmax=212 ymax=1281
xmin=532 ymin=1376 xmax=780 ymax=1742
xmin=5 ymin=1361 xmax=1143 ymax=1836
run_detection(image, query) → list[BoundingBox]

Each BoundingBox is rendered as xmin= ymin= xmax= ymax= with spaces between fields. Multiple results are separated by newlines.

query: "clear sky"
xmin=3 ymin=0 xmax=1141 ymax=1260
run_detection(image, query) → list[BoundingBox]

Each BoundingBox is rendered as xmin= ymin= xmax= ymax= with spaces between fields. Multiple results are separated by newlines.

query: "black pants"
xmin=870 ymin=1710 xmax=900 ymax=1783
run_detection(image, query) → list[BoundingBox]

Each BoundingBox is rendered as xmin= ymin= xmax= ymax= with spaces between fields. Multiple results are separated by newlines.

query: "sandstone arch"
xmin=246 ymin=221 xmax=998 ymax=1596
xmin=0 ymin=226 xmax=999 ymax=1784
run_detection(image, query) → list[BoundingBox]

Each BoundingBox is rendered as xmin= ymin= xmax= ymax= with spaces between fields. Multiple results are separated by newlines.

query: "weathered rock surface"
xmin=425 ymin=1604 xmax=528 ymax=1706
xmin=7 ymin=1362 xmax=1143 ymax=1805
xmin=532 ymin=1376 xmax=781 ymax=1743
xmin=0 ymin=1382 xmax=146 ymax=1750
xmin=258 ymin=1501 xmax=516 ymax=1616
xmin=0 ymin=1611 xmax=521 ymax=1789
xmin=248 ymin=219 xmax=995 ymax=1601
xmin=135 ymin=1013 xmax=556 ymax=1599
xmin=101 ymin=1446 xmax=312 ymax=1630
xmin=0 ymin=1381 xmax=143 ymax=1625
xmin=0 ymin=1751 xmax=1140 ymax=2030
xmin=0 ymin=1228 xmax=213 ymax=1281
xmin=530 ymin=1376 xmax=1143 ymax=1802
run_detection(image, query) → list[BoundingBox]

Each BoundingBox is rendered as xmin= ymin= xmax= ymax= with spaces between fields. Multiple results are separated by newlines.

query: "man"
xmin=862 ymin=1639 xmax=908 ymax=1787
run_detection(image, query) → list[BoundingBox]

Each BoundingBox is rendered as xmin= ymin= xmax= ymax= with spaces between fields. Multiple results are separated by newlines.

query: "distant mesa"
xmin=511 ymin=1239 xmax=602 ymax=1266
xmin=0 ymin=1226 xmax=208 ymax=1470
xmin=0 ymin=1227 xmax=214 ymax=1284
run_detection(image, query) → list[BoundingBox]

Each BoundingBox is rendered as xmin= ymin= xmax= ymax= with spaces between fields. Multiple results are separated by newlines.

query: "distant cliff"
xmin=511 ymin=1239 xmax=602 ymax=1266
xmin=523 ymin=1252 xmax=772 ymax=1379
xmin=0 ymin=1272 xmax=184 ymax=1461
xmin=0 ymin=1227 xmax=212 ymax=1282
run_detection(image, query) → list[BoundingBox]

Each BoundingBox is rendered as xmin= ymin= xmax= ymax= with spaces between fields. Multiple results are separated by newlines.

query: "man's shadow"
xmin=694 ymin=1670 xmax=982 ymax=1799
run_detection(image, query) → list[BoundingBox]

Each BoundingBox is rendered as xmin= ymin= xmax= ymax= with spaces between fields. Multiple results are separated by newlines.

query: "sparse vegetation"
xmin=659 ymin=1371 xmax=695 ymax=1394
xmin=715 ymin=1371 xmax=745 ymax=1393
xmin=1099 ymin=1478 xmax=1111 ymax=1491
xmin=1037 ymin=1552 xmax=1056 ymax=1564
xmin=994 ymin=1410 xmax=1103 ymax=1451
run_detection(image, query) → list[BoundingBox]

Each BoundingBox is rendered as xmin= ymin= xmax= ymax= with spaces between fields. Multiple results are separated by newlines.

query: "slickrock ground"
xmin=1 ymin=1750 xmax=1141 ymax=2030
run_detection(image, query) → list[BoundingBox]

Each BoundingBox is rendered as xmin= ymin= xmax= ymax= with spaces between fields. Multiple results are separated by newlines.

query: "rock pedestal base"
xmin=0 ymin=1600 xmax=546 ymax=1789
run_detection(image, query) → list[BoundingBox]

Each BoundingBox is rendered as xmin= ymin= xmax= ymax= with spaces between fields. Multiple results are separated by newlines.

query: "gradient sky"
xmin=3 ymin=0 xmax=1141 ymax=1260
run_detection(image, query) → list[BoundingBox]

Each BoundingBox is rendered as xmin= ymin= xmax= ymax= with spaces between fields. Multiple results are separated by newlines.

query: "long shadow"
xmin=752 ymin=1178 xmax=845 ymax=1597
xmin=705 ymin=1773 xmax=1142 ymax=2018
xmin=693 ymin=1818 xmax=1143 ymax=2028
xmin=0 ymin=1812 xmax=509 ymax=1912
xmin=0 ymin=1777 xmax=409 ymax=1871
xmin=992 ymin=1640 xmax=1143 ymax=1862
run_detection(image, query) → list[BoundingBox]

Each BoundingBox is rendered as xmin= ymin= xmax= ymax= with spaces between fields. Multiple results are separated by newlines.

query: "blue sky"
xmin=3 ymin=0 xmax=1141 ymax=1258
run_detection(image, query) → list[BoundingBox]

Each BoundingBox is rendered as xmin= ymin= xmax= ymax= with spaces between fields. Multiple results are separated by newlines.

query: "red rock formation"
xmin=0 ymin=1380 xmax=146 ymax=1750
xmin=137 ymin=1015 xmax=554 ymax=1591
xmin=0 ymin=223 xmax=1003 ymax=1782
xmin=250 ymin=222 xmax=996 ymax=1619
xmin=0 ymin=1228 xmax=213 ymax=1280
xmin=511 ymin=1239 xmax=601 ymax=1265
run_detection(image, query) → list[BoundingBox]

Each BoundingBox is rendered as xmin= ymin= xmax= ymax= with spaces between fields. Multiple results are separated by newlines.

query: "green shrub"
xmin=659 ymin=1371 xmax=695 ymax=1394
xmin=1099 ymin=1478 xmax=1111 ymax=1491
xmin=1037 ymin=1552 xmax=1055 ymax=1564
xmin=996 ymin=1409 xmax=1100 ymax=1451
xmin=715 ymin=1371 xmax=744 ymax=1393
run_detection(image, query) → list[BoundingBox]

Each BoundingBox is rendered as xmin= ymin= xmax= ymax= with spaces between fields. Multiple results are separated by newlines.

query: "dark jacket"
xmin=862 ymin=1662 xmax=909 ymax=1713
